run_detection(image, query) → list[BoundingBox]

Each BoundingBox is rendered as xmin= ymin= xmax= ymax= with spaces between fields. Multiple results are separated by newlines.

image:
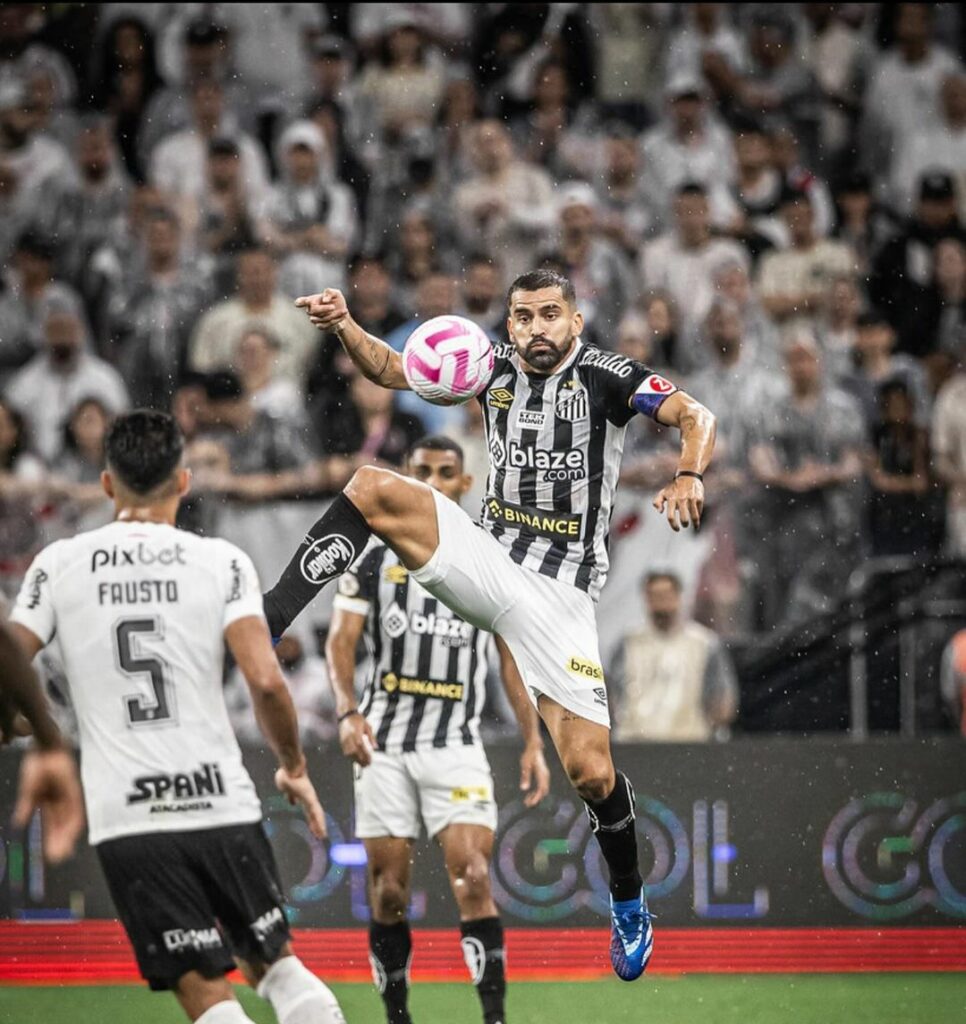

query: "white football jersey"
xmin=11 ymin=520 xmax=266 ymax=845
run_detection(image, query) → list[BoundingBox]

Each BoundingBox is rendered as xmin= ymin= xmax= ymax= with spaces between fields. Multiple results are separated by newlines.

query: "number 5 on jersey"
xmin=115 ymin=617 xmax=176 ymax=726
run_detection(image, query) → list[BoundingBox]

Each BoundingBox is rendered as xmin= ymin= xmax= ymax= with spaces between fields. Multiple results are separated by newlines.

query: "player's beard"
xmin=523 ymin=333 xmax=574 ymax=372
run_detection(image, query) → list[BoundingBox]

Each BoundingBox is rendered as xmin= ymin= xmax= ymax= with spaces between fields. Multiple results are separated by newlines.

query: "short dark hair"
xmin=643 ymin=570 xmax=682 ymax=592
xmin=506 ymin=269 xmax=576 ymax=309
xmin=105 ymin=410 xmax=184 ymax=495
xmin=406 ymin=434 xmax=465 ymax=466
xmin=204 ymin=369 xmax=245 ymax=401
xmin=856 ymin=309 xmax=892 ymax=330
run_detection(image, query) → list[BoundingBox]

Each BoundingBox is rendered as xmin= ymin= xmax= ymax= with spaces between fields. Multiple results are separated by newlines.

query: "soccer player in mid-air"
xmin=327 ymin=434 xmax=550 ymax=1024
xmin=263 ymin=269 xmax=716 ymax=981
xmin=9 ymin=411 xmax=346 ymax=1024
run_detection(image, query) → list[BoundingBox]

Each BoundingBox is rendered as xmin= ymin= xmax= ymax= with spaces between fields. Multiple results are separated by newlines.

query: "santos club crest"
xmin=555 ymin=386 xmax=588 ymax=422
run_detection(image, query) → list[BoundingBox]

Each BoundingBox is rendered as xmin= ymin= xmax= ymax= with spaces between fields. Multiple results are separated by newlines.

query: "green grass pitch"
xmin=2 ymin=976 xmax=965 ymax=1024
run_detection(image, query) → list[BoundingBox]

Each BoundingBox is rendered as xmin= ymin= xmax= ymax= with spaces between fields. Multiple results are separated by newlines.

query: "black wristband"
xmin=675 ymin=470 xmax=704 ymax=481
xmin=337 ymin=709 xmax=362 ymax=724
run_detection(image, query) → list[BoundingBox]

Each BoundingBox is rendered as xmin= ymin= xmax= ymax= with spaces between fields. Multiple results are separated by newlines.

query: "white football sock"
xmin=256 ymin=955 xmax=346 ymax=1024
xmin=193 ymin=1000 xmax=256 ymax=1024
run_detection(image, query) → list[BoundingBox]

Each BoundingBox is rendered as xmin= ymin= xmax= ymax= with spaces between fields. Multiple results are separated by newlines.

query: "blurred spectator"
xmin=932 ymin=351 xmax=966 ymax=556
xmin=712 ymin=256 xmax=781 ymax=369
xmin=639 ymin=182 xmax=748 ymax=362
xmin=224 ymin=634 xmax=335 ymax=743
xmin=6 ymin=306 xmax=128 ymax=462
xmin=509 ymin=57 xmax=593 ymax=180
xmin=198 ymin=137 xmax=260 ymax=295
xmin=890 ymin=71 xmax=966 ymax=219
xmin=549 ymin=181 xmax=636 ymax=342
xmin=188 ymin=248 xmax=319 ymax=384
xmin=149 ymin=79 xmax=269 ymax=213
xmin=0 ymin=395 xmax=47 ymax=592
xmin=939 ymin=630 xmax=966 ymax=734
xmin=862 ymin=3 xmax=962 ymax=179
xmin=801 ymin=4 xmax=870 ymax=171
xmin=384 ymin=208 xmax=443 ymax=317
xmin=460 ymin=254 xmax=505 ymax=339
xmin=259 ymin=120 xmax=357 ymax=299
xmin=815 ymin=274 xmax=863 ymax=382
xmin=588 ymin=4 xmax=663 ymax=121
xmin=756 ymin=189 xmax=856 ymax=329
xmin=922 ymin=238 xmax=966 ymax=357
xmin=302 ymin=35 xmax=366 ymax=151
xmin=139 ymin=18 xmax=236 ymax=161
xmin=0 ymin=233 xmax=83 ymax=381
xmin=313 ymin=368 xmax=424 ymax=470
xmin=0 ymin=5 xmax=76 ymax=108
xmin=0 ymin=75 xmax=70 ymax=208
xmin=640 ymin=72 xmax=736 ymax=225
xmin=726 ymin=115 xmax=785 ymax=258
xmin=665 ymin=3 xmax=747 ymax=95
xmin=105 ymin=206 xmax=211 ymax=409
xmin=357 ymin=14 xmax=445 ymax=144
xmin=830 ymin=171 xmax=897 ymax=279
xmin=593 ymin=122 xmax=663 ymax=257
xmin=768 ymin=120 xmax=836 ymax=237
xmin=747 ymin=333 xmax=866 ymax=629
xmin=89 ymin=16 xmax=161 ymax=182
xmin=236 ymin=327 xmax=305 ymax=425
xmin=454 ymin=119 xmax=556 ymax=278
xmin=37 ymin=115 xmax=131 ymax=293
xmin=869 ymin=171 xmax=966 ymax=357
xmin=864 ymin=381 xmax=936 ymax=557
xmin=687 ymin=298 xmax=779 ymax=468
xmin=195 ymin=369 xmax=311 ymax=503
xmin=735 ymin=10 xmax=820 ymax=156
xmin=612 ymin=571 xmax=738 ymax=742
xmin=215 ymin=4 xmax=325 ymax=108
xmin=842 ymin=312 xmax=930 ymax=429
xmin=50 ymin=396 xmax=113 ymax=532
xmin=638 ymin=291 xmax=682 ymax=374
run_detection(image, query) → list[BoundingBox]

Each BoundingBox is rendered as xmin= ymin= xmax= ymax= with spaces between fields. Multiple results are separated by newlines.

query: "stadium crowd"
xmin=2 ymin=3 xmax=966 ymax=734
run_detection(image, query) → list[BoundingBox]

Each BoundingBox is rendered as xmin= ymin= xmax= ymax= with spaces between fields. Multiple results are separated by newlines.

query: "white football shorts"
xmin=411 ymin=489 xmax=610 ymax=728
xmin=354 ymin=744 xmax=497 ymax=840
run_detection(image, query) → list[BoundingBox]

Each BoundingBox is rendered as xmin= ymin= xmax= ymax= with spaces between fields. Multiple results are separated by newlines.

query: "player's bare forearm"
xmin=657 ymin=391 xmax=716 ymax=475
xmin=295 ymin=288 xmax=408 ymax=389
xmin=225 ymin=616 xmax=305 ymax=775
xmin=1 ymin=623 xmax=63 ymax=750
xmin=652 ymin=391 xmax=716 ymax=531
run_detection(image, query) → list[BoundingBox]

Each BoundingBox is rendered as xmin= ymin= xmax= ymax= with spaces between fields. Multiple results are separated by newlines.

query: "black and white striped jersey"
xmin=478 ymin=339 xmax=677 ymax=600
xmin=333 ymin=544 xmax=490 ymax=754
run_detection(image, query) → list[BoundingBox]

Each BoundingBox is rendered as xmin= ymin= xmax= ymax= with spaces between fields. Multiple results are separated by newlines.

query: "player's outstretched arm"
xmin=652 ymin=390 xmax=717 ymax=532
xmin=495 ymin=636 xmax=550 ymax=808
xmin=295 ymin=287 xmax=409 ymax=390
xmin=325 ymin=607 xmax=376 ymax=767
xmin=226 ymin=616 xmax=327 ymax=839
xmin=2 ymin=623 xmax=85 ymax=864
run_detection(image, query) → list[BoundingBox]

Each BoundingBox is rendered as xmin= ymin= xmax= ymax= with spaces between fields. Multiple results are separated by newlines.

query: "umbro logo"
xmin=488 ymin=387 xmax=514 ymax=409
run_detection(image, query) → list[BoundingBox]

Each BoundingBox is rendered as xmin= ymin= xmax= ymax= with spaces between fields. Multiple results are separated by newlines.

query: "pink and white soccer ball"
xmin=402 ymin=315 xmax=495 ymax=405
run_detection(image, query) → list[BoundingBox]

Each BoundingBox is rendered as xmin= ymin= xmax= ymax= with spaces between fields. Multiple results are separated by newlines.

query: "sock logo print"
xmin=300 ymin=534 xmax=356 ymax=584
xmin=460 ymin=936 xmax=487 ymax=984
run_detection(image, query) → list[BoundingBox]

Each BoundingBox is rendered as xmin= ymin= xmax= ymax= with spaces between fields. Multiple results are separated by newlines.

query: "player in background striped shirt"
xmin=327 ymin=435 xmax=549 ymax=1024
xmin=264 ymin=269 xmax=716 ymax=982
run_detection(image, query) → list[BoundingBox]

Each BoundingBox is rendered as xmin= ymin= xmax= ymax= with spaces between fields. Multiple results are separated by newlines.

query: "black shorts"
xmin=96 ymin=822 xmax=291 ymax=991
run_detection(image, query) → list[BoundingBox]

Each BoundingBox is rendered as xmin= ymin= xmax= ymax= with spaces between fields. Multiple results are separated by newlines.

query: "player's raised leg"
xmin=262 ymin=466 xmax=438 ymax=639
xmin=439 ymin=824 xmax=506 ymax=1024
xmin=236 ymin=944 xmax=345 ymax=1024
xmin=364 ymin=837 xmax=416 ymax=1024
xmin=537 ymin=696 xmax=653 ymax=982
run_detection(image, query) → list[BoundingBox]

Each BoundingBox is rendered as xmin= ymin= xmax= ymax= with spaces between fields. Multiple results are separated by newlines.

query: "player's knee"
xmin=448 ymin=853 xmax=491 ymax=906
xmin=346 ymin=465 xmax=406 ymax=525
xmin=566 ymin=755 xmax=615 ymax=803
xmin=370 ymin=873 xmax=410 ymax=922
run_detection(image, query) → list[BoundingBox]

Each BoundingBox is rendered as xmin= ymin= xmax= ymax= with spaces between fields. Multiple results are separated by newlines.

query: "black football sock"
xmin=262 ymin=492 xmax=371 ymax=637
xmin=460 ymin=917 xmax=507 ymax=1024
xmin=369 ymin=921 xmax=413 ymax=1024
xmin=584 ymin=771 xmax=644 ymax=902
